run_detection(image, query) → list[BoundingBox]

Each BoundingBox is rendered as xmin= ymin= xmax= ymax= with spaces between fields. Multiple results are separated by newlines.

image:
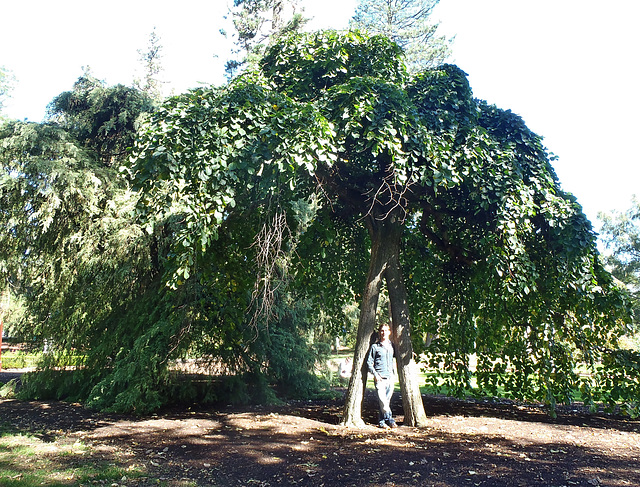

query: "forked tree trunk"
xmin=341 ymin=212 xmax=428 ymax=427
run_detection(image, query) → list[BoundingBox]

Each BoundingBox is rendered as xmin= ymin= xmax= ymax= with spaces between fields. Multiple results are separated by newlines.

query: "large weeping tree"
xmin=130 ymin=31 xmax=630 ymax=424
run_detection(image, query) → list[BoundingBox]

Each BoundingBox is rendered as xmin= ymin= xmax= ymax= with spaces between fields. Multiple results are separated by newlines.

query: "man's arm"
xmin=366 ymin=344 xmax=380 ymax=381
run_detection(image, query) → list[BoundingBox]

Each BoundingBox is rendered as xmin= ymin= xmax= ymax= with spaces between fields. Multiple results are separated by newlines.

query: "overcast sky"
xmin=2 ymin=0 xmax=638 ymax=230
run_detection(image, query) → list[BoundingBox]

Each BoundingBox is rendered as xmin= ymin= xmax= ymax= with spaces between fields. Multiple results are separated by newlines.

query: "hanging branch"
xmin=248 ymin=210 xmax=292 ymax=331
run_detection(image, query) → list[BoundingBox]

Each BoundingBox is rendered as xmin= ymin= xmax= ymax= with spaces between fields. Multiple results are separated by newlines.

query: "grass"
xmin=0 ymin=423 xmax=150 ymax=487
xmin=0 ymin=351 xmax=40 ymax=370
xmin=328 ymin=350 xmax=592 ymax=404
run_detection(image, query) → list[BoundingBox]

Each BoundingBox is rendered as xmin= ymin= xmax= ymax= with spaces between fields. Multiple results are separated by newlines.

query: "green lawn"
xmin=0 ymin=351 xmax=40 ymax=370
xmin=0 ymin=426 xmax=149 ymax=486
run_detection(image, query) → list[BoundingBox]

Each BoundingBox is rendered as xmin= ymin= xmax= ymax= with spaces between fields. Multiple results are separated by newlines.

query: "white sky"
xmin=1 ymin=0 xmax=638 ymax=231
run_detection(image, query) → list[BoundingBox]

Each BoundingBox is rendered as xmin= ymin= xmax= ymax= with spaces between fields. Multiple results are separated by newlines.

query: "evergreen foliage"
xmin=46 ymin=72 xmax=156 ymax=166
xmin=1 ymin=72 xmax=333 ymax=412
xmin=350 ymin=0 xmax=453 ymax=71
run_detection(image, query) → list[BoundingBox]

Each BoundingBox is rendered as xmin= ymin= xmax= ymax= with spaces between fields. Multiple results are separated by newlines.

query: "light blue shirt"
xmin=367 ymin=340 xmax=395 ymax=379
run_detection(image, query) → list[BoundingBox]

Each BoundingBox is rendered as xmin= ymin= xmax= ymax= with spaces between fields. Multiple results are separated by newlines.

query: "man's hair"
xmin=378 ymin=322 xmax=390 ymax=332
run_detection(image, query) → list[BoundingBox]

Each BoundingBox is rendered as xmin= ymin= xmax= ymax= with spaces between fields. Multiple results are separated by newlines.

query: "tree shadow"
xmin=1 ymin=395 xmax=639 ymax=486
xmin=414 ymin=393 xmax=640 ymax=434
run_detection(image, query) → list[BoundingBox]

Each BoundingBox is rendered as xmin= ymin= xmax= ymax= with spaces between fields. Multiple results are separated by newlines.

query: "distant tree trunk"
xmin=341 ymin=210 xmax=428 ymax=427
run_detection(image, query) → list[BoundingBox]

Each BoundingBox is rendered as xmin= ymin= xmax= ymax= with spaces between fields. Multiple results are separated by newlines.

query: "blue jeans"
xmin=375 ymin=377 xmax=394 ymax=423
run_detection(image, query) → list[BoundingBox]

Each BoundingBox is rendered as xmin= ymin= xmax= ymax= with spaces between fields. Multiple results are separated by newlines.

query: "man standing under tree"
xmin=367 ymin=323 xmax=398 ymax=428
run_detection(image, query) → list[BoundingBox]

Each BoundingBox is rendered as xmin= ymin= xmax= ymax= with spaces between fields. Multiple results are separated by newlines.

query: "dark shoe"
xmin=387 ymin=419 xmax=398 ymax=428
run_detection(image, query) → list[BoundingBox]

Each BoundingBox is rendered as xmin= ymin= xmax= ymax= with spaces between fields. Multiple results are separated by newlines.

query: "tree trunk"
xmin=341 ymin=211 xmax=428 ymax=427
xmin=385 ymin=238 xmax=429 ymax=427
xmin=341 ymin=217 xmax=386 ymax=427
xmin=0 ymin=312 xmax=3 ymax=372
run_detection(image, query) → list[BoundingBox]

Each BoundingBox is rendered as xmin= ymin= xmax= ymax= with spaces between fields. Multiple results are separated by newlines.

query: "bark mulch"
xmin=1 ymin=370 xmax=639 ymax=486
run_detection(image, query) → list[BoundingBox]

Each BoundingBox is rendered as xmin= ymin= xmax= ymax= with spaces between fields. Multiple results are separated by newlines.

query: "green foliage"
xmin=406 ymin=94 xmax=632 ymax=411
xmin=129 ymin=30 xmax=635 ymax=416
xmin=576 ymin=348 xmax=640 ymax=417
xmin=5 ymin=30 xmax=636 ymax=417
xmin=1 ymin=81 xmax=170 ymax=412
xmin=259 ymin=30 xmax=407 ymax=99
xmin=0 ymin=66 xmax=16 ymax=115
xmin=47 ymin=72 xmax=155 ymax=166
xmin=0 ymin=351 xmax=39 ymax=369
xmin=0 ymin=121 xmax=146 ymax=324
xmin=600 ymin=197 xmax=640 ymax=330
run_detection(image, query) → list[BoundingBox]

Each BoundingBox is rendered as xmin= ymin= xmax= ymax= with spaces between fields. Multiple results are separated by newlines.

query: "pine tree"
xmin=350 ymin=0 xmax=453 ymax=72
xmin=223 ymin=0 xmax=308 ymax=78
xmin=134 ymin=28 xmax=165 ymax=102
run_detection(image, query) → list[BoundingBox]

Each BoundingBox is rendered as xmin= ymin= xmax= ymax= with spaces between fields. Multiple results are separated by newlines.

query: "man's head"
xmin=378 ymin=323 xmax=391 ymax=341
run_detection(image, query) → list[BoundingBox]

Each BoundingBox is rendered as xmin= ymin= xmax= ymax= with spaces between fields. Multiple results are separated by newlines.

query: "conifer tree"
xmin=350 ymin=0 xmax=453 ymax=71
xmin=223 ymin=0 xmax=308 ymax=78
xmin=134 ymin=28 xmax=165 ymax=102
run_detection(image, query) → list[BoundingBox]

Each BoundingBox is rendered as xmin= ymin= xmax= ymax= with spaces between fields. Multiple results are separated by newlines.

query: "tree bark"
xmin=341 ymin=216 xmax=386 ymax=427
xmin=341 ymin=210 xmax=428 ymax=427
xmin=385 ymin=237 xmax=429 ymax=427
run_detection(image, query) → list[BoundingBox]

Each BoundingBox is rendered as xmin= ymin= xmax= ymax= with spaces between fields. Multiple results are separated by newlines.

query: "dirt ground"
xmin=1 ymin=370 xmax=640 ymax=487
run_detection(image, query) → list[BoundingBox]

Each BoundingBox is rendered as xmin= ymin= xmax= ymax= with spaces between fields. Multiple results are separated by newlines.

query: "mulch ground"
xmin=1 ymin=370 xmax=640 ymax=486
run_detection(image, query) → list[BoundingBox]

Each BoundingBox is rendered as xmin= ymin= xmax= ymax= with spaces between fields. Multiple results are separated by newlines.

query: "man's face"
xmin=380 ymin=326 xmax=391 ymax=339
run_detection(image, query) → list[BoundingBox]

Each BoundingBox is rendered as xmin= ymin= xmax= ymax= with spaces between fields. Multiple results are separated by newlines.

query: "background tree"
xmin=46 ymin=70 xmax=155 ymax=166
xmin=134 ymin=27 xmax=165 ymax=102
xmin=600 ymin=197 xmax=640 ymax=336
xmin=0 ymin=66 xmax=16 ymax=116
xmin=2 ymin=74 xmax=331 ymax=412
xmin=223 ymin=0 xmax=307 ymax=78
xmin=0 ymin=76 xmax=168 ymax=410
xmin=350 ymin=0 xmax=453 ymax=71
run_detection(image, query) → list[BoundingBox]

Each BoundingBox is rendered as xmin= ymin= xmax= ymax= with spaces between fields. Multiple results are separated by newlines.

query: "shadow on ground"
xmin=1 ymin=385 xmax=639 ymax=486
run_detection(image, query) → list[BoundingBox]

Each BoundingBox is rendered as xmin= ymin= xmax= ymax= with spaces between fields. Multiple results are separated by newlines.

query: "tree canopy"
xmin=1 ymin=72 xmax=330 ymax=412
xmin=601 ymin=198 xmax=640 ymax=330
xmin=46 ymin=72 xmax=156 ymax=166
xmin=129 ymin=30 xmax=634 ymax=421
